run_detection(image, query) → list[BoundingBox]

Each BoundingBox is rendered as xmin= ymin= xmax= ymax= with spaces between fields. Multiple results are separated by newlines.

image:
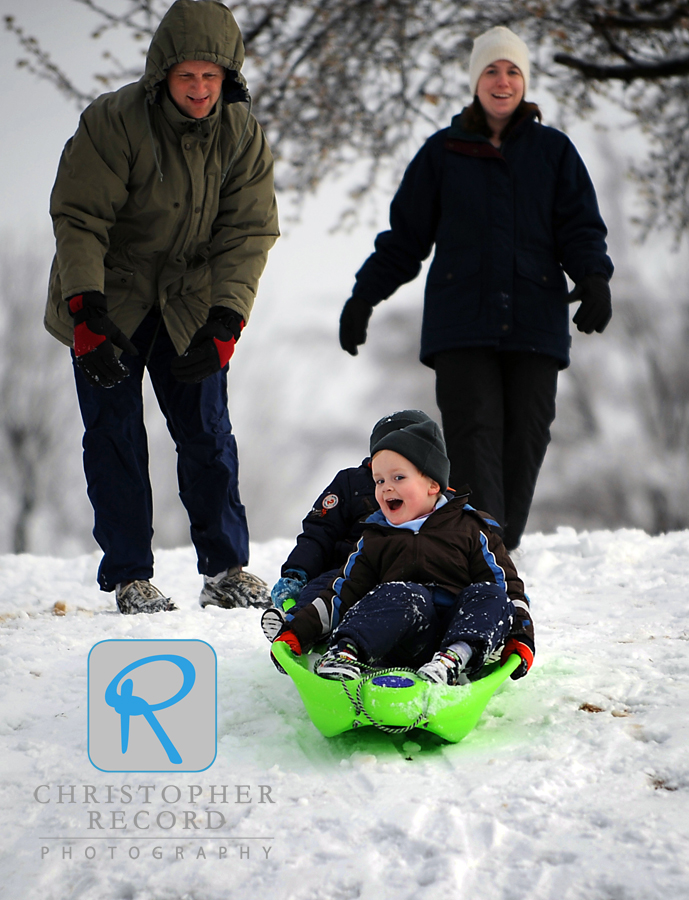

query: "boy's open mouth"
xmin=386 ymin=499 xmax=403 ymax=511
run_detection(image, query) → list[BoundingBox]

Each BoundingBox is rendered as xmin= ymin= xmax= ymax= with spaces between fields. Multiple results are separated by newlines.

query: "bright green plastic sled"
xmin=272 ymin=641 xmax=521 ymax=743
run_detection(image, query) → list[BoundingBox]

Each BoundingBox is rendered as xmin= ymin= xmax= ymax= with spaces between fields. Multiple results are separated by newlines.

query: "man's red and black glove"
xmin=270 ymin=630 xmax=302 ymax=674
xmin=500 ymin=636 xmax=535 ymax=680
xmin=68 ymin=291 xmax=138 ymax=388
xmin=170 ymin=306 xmax=244 ymax=384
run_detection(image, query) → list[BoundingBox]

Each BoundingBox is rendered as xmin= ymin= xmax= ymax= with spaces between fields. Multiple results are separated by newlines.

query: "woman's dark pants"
xmin=435 ymin=348 xmax=559 ymax=550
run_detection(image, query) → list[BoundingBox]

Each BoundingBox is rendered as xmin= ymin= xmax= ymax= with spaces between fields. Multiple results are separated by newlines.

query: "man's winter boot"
xmin=199 ymin=567 xmax=271 ymax=609
xmin=115 ymin=580 xmax=177 ymax=615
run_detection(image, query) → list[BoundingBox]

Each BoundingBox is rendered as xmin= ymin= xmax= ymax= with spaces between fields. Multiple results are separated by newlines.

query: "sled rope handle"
xmin=338 ymin=665 xmax=430 ymax=734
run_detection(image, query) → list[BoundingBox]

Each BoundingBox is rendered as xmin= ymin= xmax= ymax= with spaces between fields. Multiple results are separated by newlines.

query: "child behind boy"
xmin=270 ymin=417 xmax=534 ymax=685
xmin=263 ymin=409 xmax=435 ymax=640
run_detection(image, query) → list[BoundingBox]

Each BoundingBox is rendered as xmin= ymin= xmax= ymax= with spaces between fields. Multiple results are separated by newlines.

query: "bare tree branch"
xmin=5 ymin=0 xmax=689 ymax=235
xmin=554 ymin=51 xmax=689 ymax=79
xmin=4 ymin=15 xmax=95 ymax=106
xmin=590 ymin=7 xmax=689 ymax=30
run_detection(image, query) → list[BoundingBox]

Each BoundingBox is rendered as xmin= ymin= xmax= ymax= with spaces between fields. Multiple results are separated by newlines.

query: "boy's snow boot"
xmin=417 ymin=649 xmax=464 ymax=686
xmin=261 ymin=607 xmax=287 ymax=641
xmin=199 ymin=567 xmax=271 ymax=609
xmin=315 ymin=642 xmax=361 ymax=681
xmin=115 ymin=580 xmax=177 ymax=615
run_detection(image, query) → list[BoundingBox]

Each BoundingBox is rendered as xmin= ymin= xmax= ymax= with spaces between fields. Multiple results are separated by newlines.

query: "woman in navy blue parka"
xmin=339 ymin=27 xmax=613 ymax=551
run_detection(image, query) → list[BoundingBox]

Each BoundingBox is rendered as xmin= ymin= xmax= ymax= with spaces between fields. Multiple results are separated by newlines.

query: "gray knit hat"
xmin=369 ymin=409 xmax=432 ymax=456
xmin=371 ymin=419 xmax=450 ymax=491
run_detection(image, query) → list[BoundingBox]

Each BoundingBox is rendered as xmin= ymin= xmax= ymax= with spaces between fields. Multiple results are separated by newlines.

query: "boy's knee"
xmin=459 ymin=582 xmax=508 ymax=604
xmin=367 ymin=581 xmax=433 ymax=609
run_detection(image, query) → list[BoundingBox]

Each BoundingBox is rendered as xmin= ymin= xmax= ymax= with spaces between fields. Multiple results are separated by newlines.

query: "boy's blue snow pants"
xmin=73 ymin=310 xmax=249 ymax=591
xmin=333 ymin=581 xmax=514 ymax=674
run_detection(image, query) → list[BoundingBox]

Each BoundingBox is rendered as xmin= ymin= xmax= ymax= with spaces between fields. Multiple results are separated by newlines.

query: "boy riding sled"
xmin=269 ymin=415 xmax=535 ymax=685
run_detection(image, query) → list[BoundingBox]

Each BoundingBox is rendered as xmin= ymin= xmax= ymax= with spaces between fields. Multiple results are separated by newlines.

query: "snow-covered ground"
xmin=1 ymin=527 xmax=689 ymax=900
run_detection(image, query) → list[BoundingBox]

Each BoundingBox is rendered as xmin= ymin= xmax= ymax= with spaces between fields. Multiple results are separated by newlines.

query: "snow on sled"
xmin=271 ymin=641 xmax=521 ymax=743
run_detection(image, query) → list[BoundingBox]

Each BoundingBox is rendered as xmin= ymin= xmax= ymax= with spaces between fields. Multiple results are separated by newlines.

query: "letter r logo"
xmin=88 ymin=640 xmax=216 ymax=772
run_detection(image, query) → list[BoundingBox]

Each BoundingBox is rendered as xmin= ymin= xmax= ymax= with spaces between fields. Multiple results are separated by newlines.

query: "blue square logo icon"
xmin=88 ymin=640 xmax=217 ymax=772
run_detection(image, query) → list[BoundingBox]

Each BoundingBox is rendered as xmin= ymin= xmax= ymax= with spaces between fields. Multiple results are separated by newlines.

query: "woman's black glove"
xmin=339 ymin=295 xmax=374 ymax=355
xmin=570 ymin=275 xmax=612 ymax=334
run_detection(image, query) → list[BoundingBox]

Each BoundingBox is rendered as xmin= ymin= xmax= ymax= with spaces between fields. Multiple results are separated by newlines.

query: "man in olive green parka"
xmin=45 ymin=0 xmax=279 ymax=614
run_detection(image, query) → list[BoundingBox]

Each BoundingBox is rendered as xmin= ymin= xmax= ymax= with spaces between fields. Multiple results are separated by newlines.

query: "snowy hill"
xmin=1 ymin=528 xmax=689 ymax=900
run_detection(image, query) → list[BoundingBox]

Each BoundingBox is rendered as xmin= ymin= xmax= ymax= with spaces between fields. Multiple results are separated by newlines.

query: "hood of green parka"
xmin=143 ymin=0 xmax=247 ymax=103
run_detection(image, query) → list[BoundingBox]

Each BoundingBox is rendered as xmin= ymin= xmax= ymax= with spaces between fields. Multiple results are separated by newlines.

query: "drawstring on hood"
xmin=222 ymin=95 xmax=252 ymax=186
xmin=142 ymin=0 xmax=252 ymax=183
xmin=145 ymin=101 xmax=165 ymax=182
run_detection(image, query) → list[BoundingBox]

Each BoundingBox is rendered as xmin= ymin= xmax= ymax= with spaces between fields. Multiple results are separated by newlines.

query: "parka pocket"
xmin=427 ymin=249 xmax=481 ymax=287
xmin=514 ymin=254 xmax=568 ymax=335
xmin=168 ymin=265 xmax=213 ymax=337
xmin=515 ymin=254 xmax=566 ymax=291
xmin=103 ymin=264 xmax=135 ymax=310
xmin=425 ymin=249 xmax=483 ymax=328
xmin=180 ymin=265 xmax=212 ymax=302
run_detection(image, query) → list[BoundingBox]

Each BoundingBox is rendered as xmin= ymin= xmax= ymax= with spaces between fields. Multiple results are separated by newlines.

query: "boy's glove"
xmin=270 ymin=630 xmax=302 ymax=674
xmin=339 ymin=295 xmax=374 ymax=355
xmin=171 ymin=306 xmax=244 ymax=383
xmin=500 ymin=636 xmax=535 ymax=680
xmin=271 ymin=568 xmax=308 ymax=609
xmin=570 ymin=274 xmax=612 ymax=334
xmin=68 ymin=291 xmax=138 ymax=388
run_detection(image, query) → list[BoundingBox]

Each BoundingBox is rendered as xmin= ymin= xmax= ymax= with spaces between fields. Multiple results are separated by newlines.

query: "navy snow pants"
xmin=333 ymin=581 xmax=514 ymax=675
xmin=73 ymin=310 xmax=249 ymax=591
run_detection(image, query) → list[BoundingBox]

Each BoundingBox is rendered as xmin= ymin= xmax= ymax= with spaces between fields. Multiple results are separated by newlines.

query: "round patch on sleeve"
xmin=322 ymin=494 xmax=339 ymax=510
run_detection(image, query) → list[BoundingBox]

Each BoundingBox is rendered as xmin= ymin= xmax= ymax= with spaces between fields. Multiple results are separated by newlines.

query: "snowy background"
xmin=2 ymin=530 xmax=689 ymax=899
xmin=1 ymin=3 xmax=689 ymax=898
xmin=0 ymin=0 xmax=688 ymax=557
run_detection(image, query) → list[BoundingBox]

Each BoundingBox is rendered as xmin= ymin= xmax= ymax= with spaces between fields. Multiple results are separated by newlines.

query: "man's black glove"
xmin=570 ymin=274 xmax=612 ymax=334
xmin=170 ymin=306 xmax=244 ymax=384
xmin=67 ymin=291 xmax=138 ymax=389
xmin=339 ymin=295 xmax=374 ymax=355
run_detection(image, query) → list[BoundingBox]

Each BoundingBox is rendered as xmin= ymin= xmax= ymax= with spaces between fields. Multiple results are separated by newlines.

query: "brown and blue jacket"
xmin=288 ymin=495 xmax=534 ymax=653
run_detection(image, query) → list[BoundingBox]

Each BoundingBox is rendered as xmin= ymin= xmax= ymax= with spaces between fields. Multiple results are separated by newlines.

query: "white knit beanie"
xmin=469 ymin=26 xmax=530 ymax=98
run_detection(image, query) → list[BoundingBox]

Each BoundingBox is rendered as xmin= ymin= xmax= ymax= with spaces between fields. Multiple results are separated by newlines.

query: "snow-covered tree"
xmin=5 ymin=0 xmax=689 ymax=236
xmin=0 ymin=241 xmax=92 ymax=554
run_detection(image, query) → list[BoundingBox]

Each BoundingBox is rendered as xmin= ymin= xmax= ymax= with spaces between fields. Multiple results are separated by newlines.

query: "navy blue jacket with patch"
xmin=281 ymin=459 xmax=378 ymax=580
xmin=353 ymin=111 xmax=613 ymax=368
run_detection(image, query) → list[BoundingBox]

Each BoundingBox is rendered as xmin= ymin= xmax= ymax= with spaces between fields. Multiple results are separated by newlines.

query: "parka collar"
xmin=143 ymin=0 xmax=248 ymax=106
xmin=447 ymin=105 xmax=538 ymax=144
xmin=447 ymin=110 xmax=491 ymax=144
